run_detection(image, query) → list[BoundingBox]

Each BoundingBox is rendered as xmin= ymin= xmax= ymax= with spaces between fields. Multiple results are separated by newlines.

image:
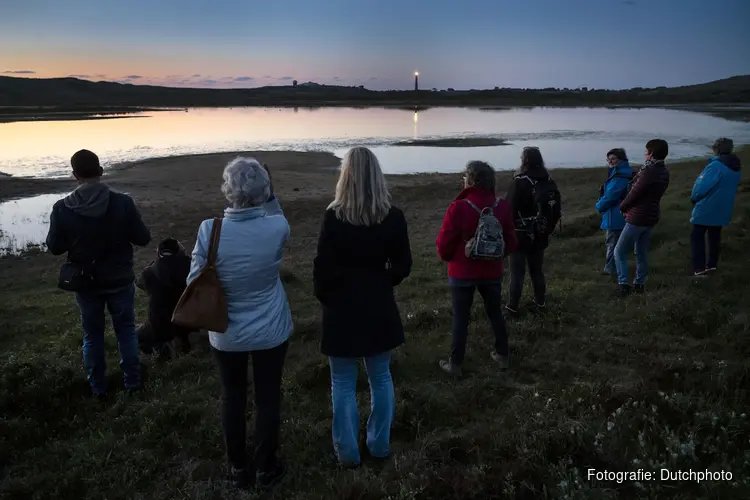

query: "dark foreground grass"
xmin=1 ymin=150 xmax=749 ymax=499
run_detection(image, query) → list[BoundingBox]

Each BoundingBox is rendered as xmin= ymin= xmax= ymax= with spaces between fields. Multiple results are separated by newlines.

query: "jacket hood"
xmin=63 ymin=182 xmax=111 ymax=218
xmin=716 ymin=154 xmax=741 ymax=172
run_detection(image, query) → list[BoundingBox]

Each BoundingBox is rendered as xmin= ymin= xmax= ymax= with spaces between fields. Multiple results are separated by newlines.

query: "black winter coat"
xmin=136 ymin=254 xmax=193 ymax=341
xmin=46 ymin=184 xmax=151 ymax=291
xmin=505 ymin=171 xmax=552 ymax=253
xmin=313 ymin=206 xmax=412 ymax=358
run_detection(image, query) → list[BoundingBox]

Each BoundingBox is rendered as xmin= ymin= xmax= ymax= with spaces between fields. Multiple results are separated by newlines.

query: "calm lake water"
xmin=2 ymin=106 xmax=750 ymax=178
xmin=2 ymin=106 xmax=750 ymax=256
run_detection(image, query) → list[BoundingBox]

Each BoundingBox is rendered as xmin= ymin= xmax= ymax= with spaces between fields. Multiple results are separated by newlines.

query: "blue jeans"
xmin=604 ymin=229 xmax=622 ymax=275
xmin=74 ymin=283 xmax=141 ymax=395
xmin=614 ymin=223 xmax=653 ymax=285
xmin=329 ymin=351 xmax=395 ymax=465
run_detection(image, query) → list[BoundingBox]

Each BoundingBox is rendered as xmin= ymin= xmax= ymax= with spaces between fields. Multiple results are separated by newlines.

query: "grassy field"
xmin=1 ymin=148 xmax=749 ymax=499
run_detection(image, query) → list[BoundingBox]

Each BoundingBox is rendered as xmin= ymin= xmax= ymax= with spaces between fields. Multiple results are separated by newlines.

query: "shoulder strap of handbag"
xmin=205 ymin=217 xmax=223 ymax=270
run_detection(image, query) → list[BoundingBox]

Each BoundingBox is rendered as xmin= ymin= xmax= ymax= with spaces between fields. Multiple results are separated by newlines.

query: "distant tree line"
xmin=0 ymin=75 xmax=748 ymax=109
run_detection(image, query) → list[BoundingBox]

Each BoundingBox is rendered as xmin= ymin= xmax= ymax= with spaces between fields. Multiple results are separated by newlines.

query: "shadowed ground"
xmin=1 ymin=147 xmax=748 ymax=499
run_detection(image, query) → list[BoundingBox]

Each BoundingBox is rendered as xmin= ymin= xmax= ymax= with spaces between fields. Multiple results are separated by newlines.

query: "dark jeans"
xmin=213 ymin=340 xmax=289 ymax=473
xmin=450 ymin=281 xmax=508 ymax=365
xmin=691 ymin=224 xmax=722 ymax=273
xmin=74 ymin=283 xmax=140 ymax=395
xmin=508 ymin=250 xmax=546 ymax=308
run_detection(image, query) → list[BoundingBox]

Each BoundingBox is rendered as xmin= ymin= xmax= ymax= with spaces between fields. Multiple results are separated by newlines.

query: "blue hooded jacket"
xmin=595 ymin=160 xmax=633 ymax=231
xmin=691 ymin=154 xmax=742 ymax=227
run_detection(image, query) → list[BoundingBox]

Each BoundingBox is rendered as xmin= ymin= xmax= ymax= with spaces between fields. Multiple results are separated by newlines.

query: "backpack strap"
xmin=465 ymin=198 xmax=498 ymax=215
xmin=464 ymin=199 xmax=481 ymax=214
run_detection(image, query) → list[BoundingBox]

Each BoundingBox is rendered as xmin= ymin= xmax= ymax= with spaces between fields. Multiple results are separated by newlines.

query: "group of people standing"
xmin=595 ymin=137 xmax=742 ymax=295
xmin=44 ymin=136 xmax=742 ymax=491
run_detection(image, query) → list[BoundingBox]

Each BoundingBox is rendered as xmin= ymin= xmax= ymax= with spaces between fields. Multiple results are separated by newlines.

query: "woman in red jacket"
xmin=436 ymin=161 xmax=518 ymax=376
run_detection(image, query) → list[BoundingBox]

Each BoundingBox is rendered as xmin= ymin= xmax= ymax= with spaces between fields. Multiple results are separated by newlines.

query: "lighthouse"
xmin=414 ymin=71 xmax=419 ymax=91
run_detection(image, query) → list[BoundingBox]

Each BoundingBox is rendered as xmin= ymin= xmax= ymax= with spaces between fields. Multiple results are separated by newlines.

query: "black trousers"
xmin=451 ymin=281 xmax=509 ymax=364
xmin=690 ymin=224 xmax=722 ymax=273
xmin=508 ymin=249 xmax=546 ymax=308
xmin=213 ymin=340 xmax=289 ymax=473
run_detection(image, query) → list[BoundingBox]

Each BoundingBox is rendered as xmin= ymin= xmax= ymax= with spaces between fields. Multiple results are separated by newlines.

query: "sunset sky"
xmin=1 ymin=0 xmax=749 ymax=91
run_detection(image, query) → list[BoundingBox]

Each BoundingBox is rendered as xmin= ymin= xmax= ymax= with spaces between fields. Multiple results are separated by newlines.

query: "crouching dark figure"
xmin=136 ymin=237 xmax=194 ymax=358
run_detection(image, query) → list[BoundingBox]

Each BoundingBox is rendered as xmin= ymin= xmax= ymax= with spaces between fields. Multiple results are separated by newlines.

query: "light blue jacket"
xmin=595 ymin=160 xmax=633 ymax=231
xmin=187 ymin=196 xmax=293 ymax=352
xmin=691 ymin=154 xmax=742 ymax=227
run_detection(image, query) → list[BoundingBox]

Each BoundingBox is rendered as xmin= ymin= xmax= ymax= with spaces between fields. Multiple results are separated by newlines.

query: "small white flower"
xmin=607 ymin=421 xmax=615 ymax=431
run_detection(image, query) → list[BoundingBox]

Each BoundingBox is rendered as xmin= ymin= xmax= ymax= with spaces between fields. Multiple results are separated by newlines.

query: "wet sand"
xmin=0 ymin=149 xmax=456 ymax=204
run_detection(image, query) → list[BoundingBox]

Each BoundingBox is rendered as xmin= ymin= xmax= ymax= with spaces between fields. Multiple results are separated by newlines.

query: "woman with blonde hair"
xmin=313 ymin=146 xmax=412 ymax=468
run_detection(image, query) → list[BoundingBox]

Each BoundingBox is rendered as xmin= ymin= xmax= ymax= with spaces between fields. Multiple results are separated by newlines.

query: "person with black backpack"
xmin=436 ymin=161 xmax=518 ymax=376
xmin=505 ymin=147 xmax=561 ymax=316
xmin=595 ymin=148 xmax=633 ymax=276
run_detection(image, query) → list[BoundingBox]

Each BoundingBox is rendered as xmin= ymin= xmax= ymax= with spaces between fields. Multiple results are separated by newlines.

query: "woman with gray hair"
xmin=313 ymin=146 xmax=412 ymax=468
xmin=187 ymin=157 xmax=291 ymax=490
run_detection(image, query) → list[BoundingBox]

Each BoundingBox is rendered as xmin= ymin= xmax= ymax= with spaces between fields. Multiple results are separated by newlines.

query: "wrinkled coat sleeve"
xmin=691 ymin=162 xmax=720 ymax=203
xmin=389 ymin=210 xmax=413 ymax=286
xmin=313 ymin=212 xmax=338 ymax=303
xmin=186 ymin=220 xmax=209 ymax=286
xmin=596 ymin=177 xmax=629 ymax=213
xmin=620 ymin=170 xmax=646 ymax=213
xmin=127 ymin=197 xmax=152 ymax=247
xmin=436 ymin=201 xmax=460 ymax=262
xmin=45 ymin=203 xmax=68 ymax=256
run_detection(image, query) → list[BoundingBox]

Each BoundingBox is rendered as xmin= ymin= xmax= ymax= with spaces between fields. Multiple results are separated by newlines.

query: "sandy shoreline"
xmin=0 ymin=149 xmax=458 ymax=203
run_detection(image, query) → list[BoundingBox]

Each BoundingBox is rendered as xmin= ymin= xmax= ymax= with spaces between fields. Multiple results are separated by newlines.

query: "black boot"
xmin=614 ymin=284 xmax=632 ymax=297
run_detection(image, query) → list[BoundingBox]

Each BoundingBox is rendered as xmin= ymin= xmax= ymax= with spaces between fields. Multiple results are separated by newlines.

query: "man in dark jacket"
xmin=136 ymin=237 xmax=193 ymax=358
xmin=614 ymin=139 xmax=670 ymax=296
xmin=45 ymin=149 xmax=151 ymax=398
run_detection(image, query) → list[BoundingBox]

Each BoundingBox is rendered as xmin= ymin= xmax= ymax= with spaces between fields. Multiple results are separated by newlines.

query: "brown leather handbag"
xmin=172 ymin=218 xmax=229 ymax=333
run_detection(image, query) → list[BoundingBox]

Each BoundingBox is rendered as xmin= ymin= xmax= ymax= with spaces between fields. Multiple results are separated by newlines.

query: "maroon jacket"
xmin=436 ymin=186 xmax=517 ymax=280
xmin=619 ymin=160 xmax=670 ymax=227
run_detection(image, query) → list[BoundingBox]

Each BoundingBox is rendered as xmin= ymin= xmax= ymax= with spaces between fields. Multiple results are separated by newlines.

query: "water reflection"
xmin=2 ymin=106 xmax=749 ymax=177
xmin=0 ymin=193 xmax=66 ymax=256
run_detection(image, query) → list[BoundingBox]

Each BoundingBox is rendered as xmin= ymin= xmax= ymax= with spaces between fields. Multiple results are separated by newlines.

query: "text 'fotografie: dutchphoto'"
xmin=587 ymin=469 xmax=733 ymax=483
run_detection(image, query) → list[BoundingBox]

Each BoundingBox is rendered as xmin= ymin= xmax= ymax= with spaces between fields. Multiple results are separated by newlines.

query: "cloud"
xmin=124 ymin=75 xmax=143 ymax=80
xmin=369 ymin=77 xmax=379 ymax=81
xmin=191 ymin=74 xmax=202 ymax=77
xmin=333 ymin=76 xmax=342 ymax=81
xmin=263 ymin=75 xmax=273 ymax=79
xmin=234 ymin=76 xmax=254 ymax=82
xmin=3 ymin=70 xmax=35 ymax=74
xmin=199 ymin=79 xmax=218 ymax=86
xmin=277 ymin=76 xmax=294 ymax=81
xmin=68 ymin=74 xmax=91 ymax=78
